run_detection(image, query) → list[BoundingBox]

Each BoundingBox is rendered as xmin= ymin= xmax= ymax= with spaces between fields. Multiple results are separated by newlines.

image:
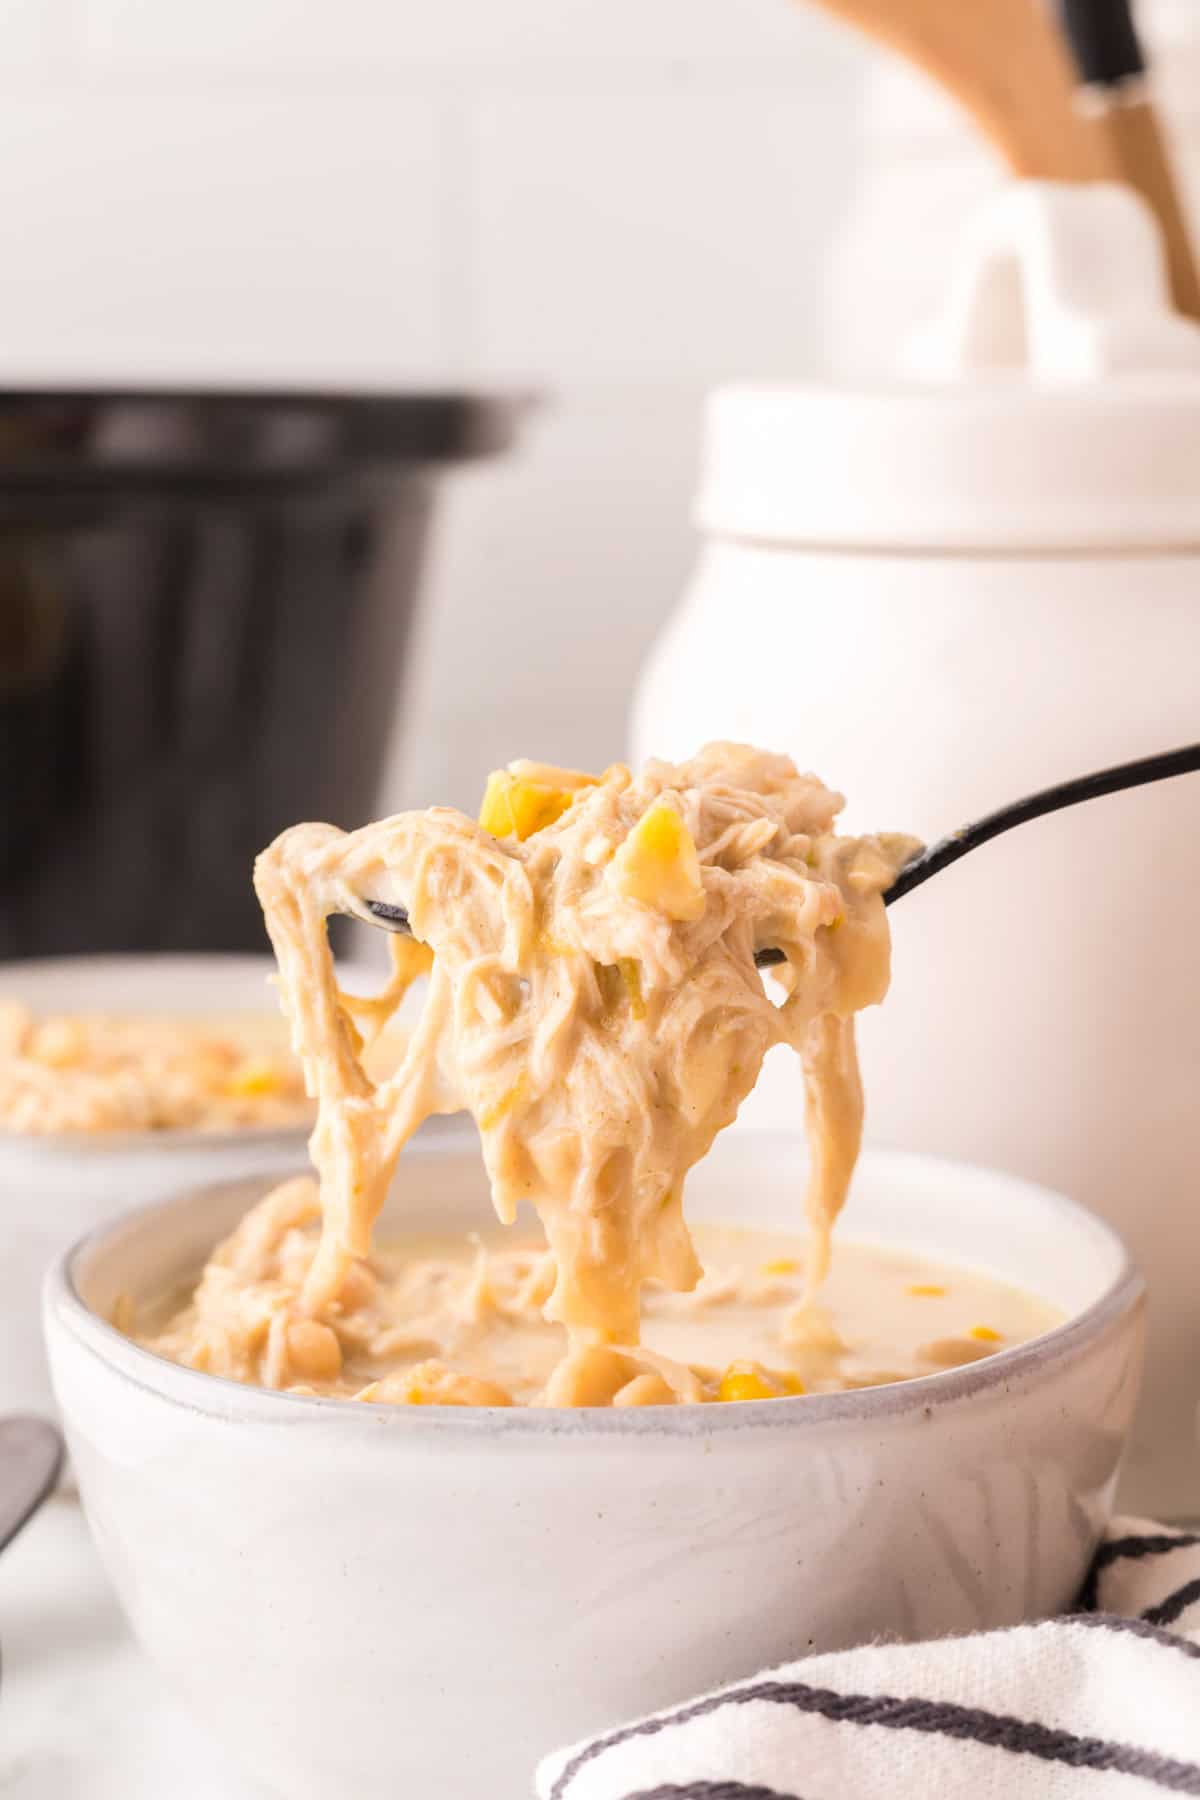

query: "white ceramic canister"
xmin=633 ymin=184 xmax=1200 ymax=1518
xmin=823 ymin=0 xmax=1200 ymax=376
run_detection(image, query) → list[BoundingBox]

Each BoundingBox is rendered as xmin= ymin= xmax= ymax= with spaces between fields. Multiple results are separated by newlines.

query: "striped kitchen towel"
xmin=537 ymin=1517 xmax=1200 ymax=1800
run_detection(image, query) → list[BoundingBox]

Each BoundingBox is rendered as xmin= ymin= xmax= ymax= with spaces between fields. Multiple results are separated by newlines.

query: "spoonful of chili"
xmin=361 ymin=742 xmax=1200 ymax=970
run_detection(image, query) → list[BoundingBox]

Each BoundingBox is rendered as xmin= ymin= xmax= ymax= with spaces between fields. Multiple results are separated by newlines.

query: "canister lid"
xmin=697 ymin=183 xmax=1200 ymax=552
xmin=696 ymin=376 xmax=1200 ymax=551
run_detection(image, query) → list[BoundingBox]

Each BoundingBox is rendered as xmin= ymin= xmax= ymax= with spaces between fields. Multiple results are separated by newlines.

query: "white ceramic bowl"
xmin=45 ymin=1133 xmax=1144 ymax=1800
xmin=0 ymin=955 xmax=316 ymax=1416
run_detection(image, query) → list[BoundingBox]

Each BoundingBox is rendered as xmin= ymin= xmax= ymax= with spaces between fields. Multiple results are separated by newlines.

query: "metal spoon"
xmin=0 ymin=1416 xmax=63 ymax=1554
xmin=362 ymin=742 xmax=1200 ymax=970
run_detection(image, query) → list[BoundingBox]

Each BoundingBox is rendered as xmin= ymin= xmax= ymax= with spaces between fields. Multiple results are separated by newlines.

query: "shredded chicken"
xmin=252 ymin=744 xmax=916 ymax=1345
xmin=130 ymin=742 xmax=951 ymax=1404
xmin=0 ymin=1005 xmax=312 ymax=1134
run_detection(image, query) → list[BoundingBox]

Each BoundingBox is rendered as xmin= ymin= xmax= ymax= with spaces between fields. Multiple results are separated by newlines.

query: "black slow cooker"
xmin=0 ymin=389 xmax=526 ymax=957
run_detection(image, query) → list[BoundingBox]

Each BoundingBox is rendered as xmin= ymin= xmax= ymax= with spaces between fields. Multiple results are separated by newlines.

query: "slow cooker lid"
xmin=0 ymin=389 xmax=532 ymax=493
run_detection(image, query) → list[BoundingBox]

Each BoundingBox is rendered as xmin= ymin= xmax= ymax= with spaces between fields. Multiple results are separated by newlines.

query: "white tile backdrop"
xmin=0 ymin=0 xmax=875 ymax=810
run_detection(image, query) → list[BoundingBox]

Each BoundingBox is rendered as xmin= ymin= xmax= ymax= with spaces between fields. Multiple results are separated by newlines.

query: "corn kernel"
xmin=968 ymin=1324 xmax=1002 ymax=1343
xmin=907 ymin=1283 xmax=946 ymax=1298
xmin=762 ymin=1258 xmax=799 ymax=1276
xmin=779 ymin=1371 xmax=807 ymax=1396
xmin=611 ymin=800 xmax=705 ymax=922
xmin=479 ymin=770 xmax=584 ymax=841
xmin=718 ymin=1360 xmax=777 ymax=1403
xmin=226 ymin=1059 xmax=282 ymax=1098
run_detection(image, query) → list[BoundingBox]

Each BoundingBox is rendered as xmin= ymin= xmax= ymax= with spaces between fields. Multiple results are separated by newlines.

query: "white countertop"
xmin=0 ymin=1496 xmax=258 ymax=1798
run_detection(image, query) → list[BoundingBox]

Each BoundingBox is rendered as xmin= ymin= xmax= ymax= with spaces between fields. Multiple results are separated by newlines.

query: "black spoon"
xmin=363 ymin=742 xmax=1200 ymax=970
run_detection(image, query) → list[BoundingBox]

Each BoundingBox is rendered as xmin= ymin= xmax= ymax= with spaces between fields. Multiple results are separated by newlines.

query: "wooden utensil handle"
xmin=809 ymin=0 xmax=1114 ymax=179
xmin=1091 ymin=97 xmax=1200 ymax=318
xmin=1055 ymin=0 xmax=1200 ymax=319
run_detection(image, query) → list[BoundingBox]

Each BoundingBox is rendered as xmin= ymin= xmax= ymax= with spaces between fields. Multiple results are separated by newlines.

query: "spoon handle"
xmin=886 ymin=742 xmax=1200 ymax=905
xmin=0 ymin=1416 xmax=63 ymax=1554
xmin=368 ymin=743 xmax=1200 ymax=961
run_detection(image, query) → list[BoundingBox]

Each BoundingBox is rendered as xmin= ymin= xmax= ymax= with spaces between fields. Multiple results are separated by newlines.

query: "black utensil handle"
xmin=886 ymin=741 xmax=1200 ymax=906
xmin=1056 ymin=0 xmax=1146 ymax=88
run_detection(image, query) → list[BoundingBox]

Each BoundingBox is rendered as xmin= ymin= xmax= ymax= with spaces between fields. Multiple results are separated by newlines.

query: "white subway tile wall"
xmin=0 ymin=0 xmax=65 ymax=75
xmin=470 ymin=92 xmax=856 ymax=384
xmin=2 ymin=0 xmax=872 ymax=807
xmin=81 ymin=0 xmax=856 ymax=75
xmin=0 ymin=95 xmax=445 ymax=383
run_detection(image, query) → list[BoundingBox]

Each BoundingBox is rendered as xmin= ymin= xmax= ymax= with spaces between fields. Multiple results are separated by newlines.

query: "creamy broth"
xmin=134 ymin=1190 xmax=1060 ymax=1406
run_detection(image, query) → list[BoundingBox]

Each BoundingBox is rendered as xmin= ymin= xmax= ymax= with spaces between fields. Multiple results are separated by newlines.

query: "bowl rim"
xmin=44 ymin=1136 xmax=1145 ymax=1442
xmin=5 ymin=1119 xmax=313 ymax=1158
